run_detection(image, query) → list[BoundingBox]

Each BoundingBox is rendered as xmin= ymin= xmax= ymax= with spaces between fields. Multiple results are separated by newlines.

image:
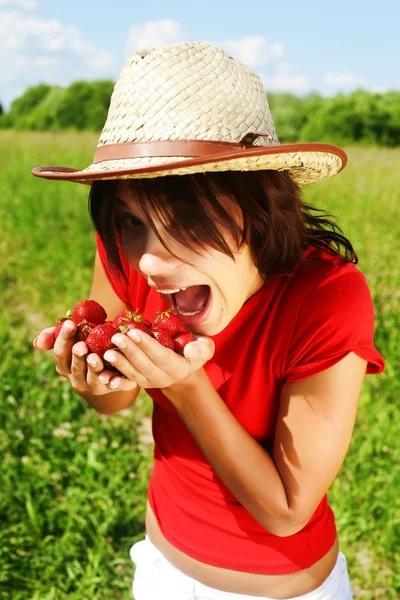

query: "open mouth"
xmin=166 ymin=285 xmax=212 ymax=325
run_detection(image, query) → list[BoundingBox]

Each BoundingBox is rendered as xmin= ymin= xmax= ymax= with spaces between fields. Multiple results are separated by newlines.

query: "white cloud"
xmin=126 ymin=19 xmax=185 ymax=54
xmin=0 ymin=10 xmax=115 ymax=86
xmin=322 ymin=71 xmax=368 ymax=88
xmin=260 ymin=62 xmax=309 ymax=93
xmin=34 ymin=55 xmax=60 ymax=67
xmin=0 ymin=0 xmax=41 ymax=10
xmin=219 ymin=36 xmax=284 ymax=68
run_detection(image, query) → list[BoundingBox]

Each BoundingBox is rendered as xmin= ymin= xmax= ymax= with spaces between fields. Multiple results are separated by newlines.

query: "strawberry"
xmin=173 ymin=331 xmax=195 ymax=353
xmin=113 ymin=309 xmax=152 ymax=329
xmin=119 ymin=321 xmax=153 ymax=336
xmin=151 ymin=329 xmax=174 ymax=350
xmin=153 ymin=308 xmax=182 ymax=337
xmin=53 ymin=318 xmax=68 ymax=342
xmin=86 ymin=321 xmax=118 ymax=359
xmin=70 ymin=299 xmax=107 ymax=326
xmin=76 ymin=320 xmax=96 ymax=342
xmin=113 ymin=309 xmax=138 ymax=327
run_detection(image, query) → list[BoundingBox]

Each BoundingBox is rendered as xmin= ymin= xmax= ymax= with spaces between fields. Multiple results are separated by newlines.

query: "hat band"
xmin=93 ymin=134 xmax=272 ymax=164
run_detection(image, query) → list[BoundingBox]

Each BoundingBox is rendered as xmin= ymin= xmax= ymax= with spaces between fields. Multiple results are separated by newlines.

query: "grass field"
xmin=1 ymin=131 xmax=399 ymax=599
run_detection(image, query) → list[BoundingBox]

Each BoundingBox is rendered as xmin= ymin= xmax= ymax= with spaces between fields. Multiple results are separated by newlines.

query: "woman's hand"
xmin=33 ymin=321 xmax=214 ymax=394
xmin=33 ymin=320 xmax=138 ymax=396
xmin=101 ymin=328 xmax=215 ymax=391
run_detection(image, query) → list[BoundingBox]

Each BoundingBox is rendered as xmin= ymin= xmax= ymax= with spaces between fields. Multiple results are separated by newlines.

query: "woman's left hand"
xmin=101 ymin=329 xmax=215 ymax=390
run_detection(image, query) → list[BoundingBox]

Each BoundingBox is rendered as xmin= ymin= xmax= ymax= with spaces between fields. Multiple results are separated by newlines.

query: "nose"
xmin=138 ymin=229 xmax=181 ymax=277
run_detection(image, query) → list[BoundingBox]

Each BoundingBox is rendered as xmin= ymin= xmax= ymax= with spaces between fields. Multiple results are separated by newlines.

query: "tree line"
xmin=1 ymin=81 xmax=399 ymax=146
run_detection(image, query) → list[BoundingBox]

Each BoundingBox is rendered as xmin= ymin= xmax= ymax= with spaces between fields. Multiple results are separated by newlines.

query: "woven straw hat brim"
xmin=32 ymin=142 xmax=347 ymax=186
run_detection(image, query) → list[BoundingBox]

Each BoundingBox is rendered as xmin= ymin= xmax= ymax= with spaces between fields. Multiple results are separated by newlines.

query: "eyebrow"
xmin=115 ymin=196 xmax=132 ymax=209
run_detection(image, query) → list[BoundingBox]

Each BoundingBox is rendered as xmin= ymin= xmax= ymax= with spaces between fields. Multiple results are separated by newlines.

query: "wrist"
xmin=163 ymin=368 xmax=208 ymax=407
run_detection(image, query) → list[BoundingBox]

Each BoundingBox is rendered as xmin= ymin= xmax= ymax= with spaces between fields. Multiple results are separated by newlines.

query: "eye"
xmin=116 ymin=213 xmax=143 ymax=229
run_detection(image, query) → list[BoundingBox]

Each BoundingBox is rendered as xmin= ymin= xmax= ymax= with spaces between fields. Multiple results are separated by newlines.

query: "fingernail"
xmin=112 ymin=334 xmax=127 ymax=348
xmin=33 ymin=336 xmax=39 ymax=349
xmin=109 ymin=379 xmax=120 ymax=389
xmin=128 ymin=330 xmax=141 ymax=343
xmin=64 ymin=322 xmax=74 ymax=334
xmin=99 ymin=374 xmax=109 ymax=384
xmin=74 ymin=349 xmax=83 ymax=357
xmin=186 ymin=345 xmax=199 ymax=360
xmin=104 ymin=351 xmax=117 ymax=363
xmin=87 ymin=356 xmax=96 ymax=367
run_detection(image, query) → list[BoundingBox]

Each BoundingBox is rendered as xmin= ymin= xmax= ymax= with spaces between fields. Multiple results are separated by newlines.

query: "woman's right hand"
xmin=33 ymin=320 xmax=138 ymax=396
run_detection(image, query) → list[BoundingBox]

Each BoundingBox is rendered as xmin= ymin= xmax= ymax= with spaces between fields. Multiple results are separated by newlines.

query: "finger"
xmin=110 ymin=332 xmax=171 ymax=383
xmin=102 ymin=347 xmax=163 ymax=387
xmin=53 ymin=320 xmax=77 ymax=373
xmin=70 ymin=342 xmax=89 ymax=384
xmin=86 ymin=352 xmax=108 ymax=390
xmin=107 ymin=374 xmax=138 ymax=392
xmin=33 ymin=327 xmax=57 ymax=351
xmin=184 ymin=337 xmax=215 ymax=362
xmin=86 ymin=354 xmax=138 ymax=393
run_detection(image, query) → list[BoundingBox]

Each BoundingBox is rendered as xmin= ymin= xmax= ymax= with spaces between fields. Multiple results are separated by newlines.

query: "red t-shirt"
xmin=95 ymin=232 xmax=385 ymax=574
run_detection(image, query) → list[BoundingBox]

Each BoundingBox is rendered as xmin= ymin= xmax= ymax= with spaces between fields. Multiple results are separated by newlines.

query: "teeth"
xmin=176 ymin=308 xmax=202 ymax=316
xmin=157 ymin=286 xmax=188 ymax=294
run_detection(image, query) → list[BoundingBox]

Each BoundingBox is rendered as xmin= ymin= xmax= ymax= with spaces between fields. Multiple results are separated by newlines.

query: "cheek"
xmin=120 ymin=232 xmax=143 ymax=266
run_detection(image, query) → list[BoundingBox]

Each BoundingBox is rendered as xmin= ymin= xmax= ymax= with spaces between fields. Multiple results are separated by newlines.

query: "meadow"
xmin=1 ymin=131 xmax=399 ymax=599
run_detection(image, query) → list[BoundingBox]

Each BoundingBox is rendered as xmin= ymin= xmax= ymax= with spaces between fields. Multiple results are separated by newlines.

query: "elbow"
xmin=268 ymin=521 xmax=308 ymax=537
xmin=258 ymin=510 xmax=310 ymax=538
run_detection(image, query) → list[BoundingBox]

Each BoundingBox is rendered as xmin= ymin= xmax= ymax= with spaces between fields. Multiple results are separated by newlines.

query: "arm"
xmin=163 ymin=351 xmax=367 ymax=536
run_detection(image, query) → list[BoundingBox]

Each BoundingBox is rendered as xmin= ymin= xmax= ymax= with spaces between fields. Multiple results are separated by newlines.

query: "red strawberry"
xmin=113 ymin=309 xmax=152 ymax=329
xmin=119 ymin=322 xmax=153 ymax=336
xmin=86 ymin=321 xmax=118 ymax=358
xmin=173 ymin=331 xmax=195 ymax=353
xmin=153 ymin=308 xmax=182 ymax=337
xmin=113 ymin=309 xmax=138 ymax=327
xmin=70 ymin=300 xmax=107 ymax=326
xmin=152 ymin=329 xmax=174 ymax=350
xmin=76 ymin=320 xmax=96 ymax=342
xmin=53 ymin=318 xmax=68 ymax=341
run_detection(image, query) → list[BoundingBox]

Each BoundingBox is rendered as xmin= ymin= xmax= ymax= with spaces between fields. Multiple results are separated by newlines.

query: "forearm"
xmin=78 ymin=387 xmax=139 ymax=415
xmin=163 ymin=369 xmax=296 ymax=536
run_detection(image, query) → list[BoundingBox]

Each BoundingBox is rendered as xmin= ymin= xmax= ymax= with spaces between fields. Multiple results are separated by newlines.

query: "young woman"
xmin=32 ymin=42 xmax=385 ymax=600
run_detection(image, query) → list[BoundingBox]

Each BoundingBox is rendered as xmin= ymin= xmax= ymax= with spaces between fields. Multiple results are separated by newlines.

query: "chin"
xmin=191 ymin=319 xmax=228 ymax=338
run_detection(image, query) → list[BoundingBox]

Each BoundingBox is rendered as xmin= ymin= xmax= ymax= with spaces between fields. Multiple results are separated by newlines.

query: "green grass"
xmin=1 ymin=131 xmax=399 ymax=599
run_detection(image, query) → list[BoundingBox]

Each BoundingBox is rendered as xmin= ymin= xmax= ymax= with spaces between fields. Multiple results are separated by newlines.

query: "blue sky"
xmin=1 ymin=0 xmax=399 ymax=109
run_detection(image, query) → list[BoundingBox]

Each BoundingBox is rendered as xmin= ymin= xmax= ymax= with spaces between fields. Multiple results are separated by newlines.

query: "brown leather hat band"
xmin=93 ymin=134 xmax=271 ymax=164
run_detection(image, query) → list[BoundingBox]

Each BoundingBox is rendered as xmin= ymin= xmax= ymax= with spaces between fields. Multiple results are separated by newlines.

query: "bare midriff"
xmin=145 ymin=501 xmax=339 ymax=599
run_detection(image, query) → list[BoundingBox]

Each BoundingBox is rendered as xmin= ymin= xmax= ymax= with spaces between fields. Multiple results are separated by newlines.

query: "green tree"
xmin=8 ymin=84 xmax=52 ymax=127
xmin=54 ymin=80 xmax=114 ymax=130
xmin=267 ymin=93 xmax=308 ymax=143
xmin=299 ymin=91 xmax=389 ymax=146
xmin=376 ymin=91 xmax=400 ymax=146
xmin=22 ymin=87 xmax=67 ymax=131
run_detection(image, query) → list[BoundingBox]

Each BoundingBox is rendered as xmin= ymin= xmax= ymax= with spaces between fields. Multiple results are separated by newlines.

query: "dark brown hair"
xmin=88 ymin=170 xmax=357 ymax=281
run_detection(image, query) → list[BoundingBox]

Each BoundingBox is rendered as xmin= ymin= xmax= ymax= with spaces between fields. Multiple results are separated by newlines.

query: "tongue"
xmin=174 ymin=285 xmax=210 ymax=313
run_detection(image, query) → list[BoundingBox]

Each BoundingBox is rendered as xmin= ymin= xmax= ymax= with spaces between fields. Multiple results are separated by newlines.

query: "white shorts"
xmin=130 ymin=535 xmax=353 ymax=600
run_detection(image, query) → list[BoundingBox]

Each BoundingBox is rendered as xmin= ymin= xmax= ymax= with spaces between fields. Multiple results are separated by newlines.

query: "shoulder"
xmin=269 ymin=244 xmax=373 ymax=325
xmin=279 ymin=244 xmax=385 ymax=382
xmin=287 ymin=244 xmax=366 ymax=297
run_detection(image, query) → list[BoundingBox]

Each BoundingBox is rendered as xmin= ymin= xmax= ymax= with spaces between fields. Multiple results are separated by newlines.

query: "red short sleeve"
xmin=95 ymin=231 xmax=130 ymax=305
xmin=284 ymin=269 xmax=385 ymax=383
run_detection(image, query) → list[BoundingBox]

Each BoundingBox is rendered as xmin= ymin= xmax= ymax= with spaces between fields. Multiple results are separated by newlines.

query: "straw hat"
xmin=32 ymin=41 xmax=347 ymax=186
